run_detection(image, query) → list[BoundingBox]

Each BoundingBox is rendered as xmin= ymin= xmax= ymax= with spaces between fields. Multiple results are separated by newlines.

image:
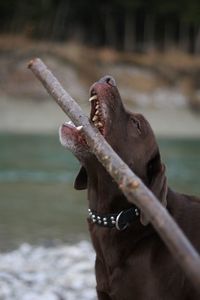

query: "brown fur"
xmin=60 ymin=76 xmax=200 ymax=300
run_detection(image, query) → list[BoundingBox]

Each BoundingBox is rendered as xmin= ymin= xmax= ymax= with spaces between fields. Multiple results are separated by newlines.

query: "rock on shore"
xmin=0 ymin=241 xmax=96 ymax=300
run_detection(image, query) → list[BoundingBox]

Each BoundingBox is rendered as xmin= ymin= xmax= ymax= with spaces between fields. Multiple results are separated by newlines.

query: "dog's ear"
xmin=74 ymin=166 xmax=88 ymax=190
xmin=140 ymin=152 xmax=168 ymax=226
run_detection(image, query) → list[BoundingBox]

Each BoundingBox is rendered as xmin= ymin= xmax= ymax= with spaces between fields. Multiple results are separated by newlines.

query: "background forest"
xmin=0 ymin=0 xmax=200 ymax=53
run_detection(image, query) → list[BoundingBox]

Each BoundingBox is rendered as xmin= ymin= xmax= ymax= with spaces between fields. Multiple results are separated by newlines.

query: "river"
xmin=0 ymin=134 xmax=199 ymax=251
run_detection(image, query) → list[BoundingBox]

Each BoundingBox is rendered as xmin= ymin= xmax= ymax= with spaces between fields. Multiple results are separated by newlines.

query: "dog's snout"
xmin=98 ymin=75 xmax=116 ymax=87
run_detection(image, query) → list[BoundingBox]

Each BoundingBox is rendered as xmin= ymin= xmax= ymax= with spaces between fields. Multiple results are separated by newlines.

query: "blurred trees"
xmin=0 ymin=0 xmax=199 ymax=53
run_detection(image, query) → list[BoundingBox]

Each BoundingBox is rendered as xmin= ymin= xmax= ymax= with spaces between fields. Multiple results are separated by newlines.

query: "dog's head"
xmin=59 ymin=76 xmax=167 ymax=225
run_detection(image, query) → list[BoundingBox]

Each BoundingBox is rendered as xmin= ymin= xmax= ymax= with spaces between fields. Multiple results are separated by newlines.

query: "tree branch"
xmin=28 ymin=58 xmax=200 ymax=292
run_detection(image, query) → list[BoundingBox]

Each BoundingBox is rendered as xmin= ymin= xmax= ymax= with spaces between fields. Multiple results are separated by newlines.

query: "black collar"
xmin=88 ymin=206 xmax=140 ymax=231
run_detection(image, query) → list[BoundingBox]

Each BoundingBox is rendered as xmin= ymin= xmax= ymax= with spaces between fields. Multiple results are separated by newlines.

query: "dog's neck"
xmin=87 ymin=161 xmax=133 ymax=214
xmin=86 ymin=166 xmax=158 ymax=244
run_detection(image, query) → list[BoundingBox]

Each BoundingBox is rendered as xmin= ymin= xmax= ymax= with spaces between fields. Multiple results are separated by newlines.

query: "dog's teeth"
xmin=92 ymin=116 xmax=98 ymax=122
xmin=98 ymin=122 xmax=103 ymax=127
xmin=65 ymin=121 xmax=72 ymax=125
xmin=89 ymin=95 xmax=97 ymax=102
xmin=76 ymin=125 xmax=83 ymax=131
xmin=95 ymin=104 xmax=100 ymax=109
xmin=95 ymin=110 xmax=99 ymax=115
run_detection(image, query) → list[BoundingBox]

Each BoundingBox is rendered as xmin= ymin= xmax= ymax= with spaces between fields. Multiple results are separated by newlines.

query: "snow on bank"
xmin=0 ymin=241 xmax=96 ymax=300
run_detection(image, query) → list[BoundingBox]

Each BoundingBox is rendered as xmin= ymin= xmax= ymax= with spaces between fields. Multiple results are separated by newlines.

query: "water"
xmin=0 ymin=134 xmax=199 ymax=251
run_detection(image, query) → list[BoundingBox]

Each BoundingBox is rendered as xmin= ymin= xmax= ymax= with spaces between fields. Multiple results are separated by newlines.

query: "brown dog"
xmin=59 ymin=76 xmax=200 ymax=300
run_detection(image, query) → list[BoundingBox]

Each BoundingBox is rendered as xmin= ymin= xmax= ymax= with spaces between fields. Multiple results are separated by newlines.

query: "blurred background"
xmin=0 ymin=0 xmax=200 ymax=299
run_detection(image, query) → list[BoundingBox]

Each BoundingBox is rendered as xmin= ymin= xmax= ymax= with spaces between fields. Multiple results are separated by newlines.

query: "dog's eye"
xmin=131 ymin=118 xmax=141 ymax=133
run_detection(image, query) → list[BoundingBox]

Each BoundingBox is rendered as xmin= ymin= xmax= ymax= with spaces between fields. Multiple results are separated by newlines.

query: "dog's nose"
xmin=98 ymin=75 xmax=116 ymax=87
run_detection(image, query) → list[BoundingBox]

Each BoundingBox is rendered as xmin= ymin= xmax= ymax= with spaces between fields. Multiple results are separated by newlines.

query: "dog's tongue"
xmin=59 ymin=122 xmax=89 ymax=156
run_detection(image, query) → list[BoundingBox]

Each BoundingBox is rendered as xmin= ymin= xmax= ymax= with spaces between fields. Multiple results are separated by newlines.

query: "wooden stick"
xmin=28 ymin=58 xmax=200 ymax=292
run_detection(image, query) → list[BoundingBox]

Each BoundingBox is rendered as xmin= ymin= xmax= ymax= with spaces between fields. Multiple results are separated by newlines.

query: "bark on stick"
xmin=28 ymin=58 xmax=200 ymax=292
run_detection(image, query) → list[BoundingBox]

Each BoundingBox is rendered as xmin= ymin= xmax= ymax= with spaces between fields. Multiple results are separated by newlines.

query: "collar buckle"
xmin=115 ymin=211 xmax=128 ymax=231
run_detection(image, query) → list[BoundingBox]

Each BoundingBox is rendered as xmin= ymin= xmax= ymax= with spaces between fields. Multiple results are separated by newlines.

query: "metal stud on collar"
xmin=135 ymin=208 xmax=139 ymax=216
xmin=88 ymin=209 xmax=93 ymax=217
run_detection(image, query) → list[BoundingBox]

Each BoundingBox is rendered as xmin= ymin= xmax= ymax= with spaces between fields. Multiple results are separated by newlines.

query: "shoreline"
xmin=0 ymin=37 xmax=199 ymax=138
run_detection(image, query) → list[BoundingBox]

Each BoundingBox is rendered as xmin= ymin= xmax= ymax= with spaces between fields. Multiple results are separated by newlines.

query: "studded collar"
xmin=88 ymin=206 xmax=140 ymax=231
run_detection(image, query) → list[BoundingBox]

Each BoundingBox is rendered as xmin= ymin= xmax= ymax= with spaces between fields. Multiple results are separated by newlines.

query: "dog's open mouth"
xmin=59 ymin=75 xmax=118 ymax=154
xmin=60 ymin=87 xmax=107 ymax=150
